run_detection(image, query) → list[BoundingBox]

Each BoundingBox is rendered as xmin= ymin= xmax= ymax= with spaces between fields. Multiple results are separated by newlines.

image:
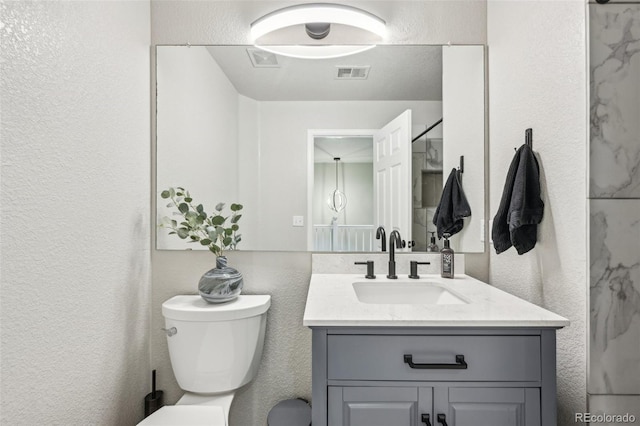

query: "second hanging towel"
xmin=433 ymin=168 xmax=471 ymax=239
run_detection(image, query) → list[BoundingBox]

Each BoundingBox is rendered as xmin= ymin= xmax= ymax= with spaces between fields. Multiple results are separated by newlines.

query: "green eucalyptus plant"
xmin=160 ymin=187 xmax=242 ymax=257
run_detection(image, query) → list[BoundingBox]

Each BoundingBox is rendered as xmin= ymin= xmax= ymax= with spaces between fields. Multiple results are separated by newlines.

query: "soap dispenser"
xmin=440 ymin=233 xmax=454 ymax=278
xmin=427 ymin=231 xmax=439 ymax=252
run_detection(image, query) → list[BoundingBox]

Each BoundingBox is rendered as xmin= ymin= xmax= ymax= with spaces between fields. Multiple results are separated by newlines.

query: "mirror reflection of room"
xmin=412 ymin=129 xmax=444 ymax=252
xmin=313 ymin=136 xmax=374 ymax=252
xmin=156 ymin=45 xmax=484 ymax=253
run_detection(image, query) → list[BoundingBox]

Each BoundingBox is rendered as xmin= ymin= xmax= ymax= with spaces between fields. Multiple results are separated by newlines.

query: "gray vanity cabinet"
xmin=437 ymin=387 xmax=540 ymax=426
xmin=327 ymin=386 xmax=539 ymax=426
xmin=328 ymin=386 xmax=432 ymax=426
xmin=312 ymin=328 xmax=559 ymax=426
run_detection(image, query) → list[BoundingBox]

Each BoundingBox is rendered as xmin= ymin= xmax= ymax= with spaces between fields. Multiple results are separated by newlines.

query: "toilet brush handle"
xmin=152 ymin=370 xmax=157 ymax=399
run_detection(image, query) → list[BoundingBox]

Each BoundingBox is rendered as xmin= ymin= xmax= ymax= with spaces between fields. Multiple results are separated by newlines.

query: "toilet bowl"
xmin=138 ymin=294 xmax=271 ymax=426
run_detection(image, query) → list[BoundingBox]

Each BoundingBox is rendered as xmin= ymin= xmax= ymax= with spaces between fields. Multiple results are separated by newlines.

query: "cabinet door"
xmin=328 ymin=386 xmax=432 ymax=426
xmin=434 ymin=387 xmax=540 ymax=426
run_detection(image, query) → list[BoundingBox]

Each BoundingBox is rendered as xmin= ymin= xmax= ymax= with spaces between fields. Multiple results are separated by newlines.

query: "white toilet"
xmin=139 ymin=294 xmax=271 ymax=426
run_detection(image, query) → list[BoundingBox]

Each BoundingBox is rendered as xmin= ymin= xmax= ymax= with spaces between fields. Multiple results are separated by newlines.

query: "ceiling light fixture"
xmin=255 ymin=45 xmax=376 ymax=60
xmin=327 ymin=157 xmax=347 ymax=213
xmin=250 ymin=3 xmax=386 ymax=41
xmin=249 ymin=3 xmax=386 ymax=59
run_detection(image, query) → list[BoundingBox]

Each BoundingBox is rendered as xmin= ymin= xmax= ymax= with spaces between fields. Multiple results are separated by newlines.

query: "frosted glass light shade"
xmin=250 ymin=3 xmax=386 ymax=42
xmin=255 ymin=44 xmax=376 ymax=60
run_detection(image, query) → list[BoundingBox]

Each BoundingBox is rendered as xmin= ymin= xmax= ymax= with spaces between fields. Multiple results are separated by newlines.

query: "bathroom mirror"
xmin=156 ymin=45 xmax=485 ymax=252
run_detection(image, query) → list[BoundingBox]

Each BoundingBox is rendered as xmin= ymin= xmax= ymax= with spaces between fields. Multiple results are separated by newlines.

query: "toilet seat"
xmin=137 ymin=406 xmax=225 ymax=426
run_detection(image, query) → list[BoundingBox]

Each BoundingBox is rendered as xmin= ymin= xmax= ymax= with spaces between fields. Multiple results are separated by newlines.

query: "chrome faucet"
xmin=387 ymin=230 xmax=403 ymax=279
xmin=375 ymin=226 xmax=386 ymax=252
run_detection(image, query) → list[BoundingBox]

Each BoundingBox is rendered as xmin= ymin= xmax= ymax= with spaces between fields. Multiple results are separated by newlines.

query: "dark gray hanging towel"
xmin=492 ymin=144 xmax=544 ymax=255
xmin=432 ymin=168 xmax=471 ymax=239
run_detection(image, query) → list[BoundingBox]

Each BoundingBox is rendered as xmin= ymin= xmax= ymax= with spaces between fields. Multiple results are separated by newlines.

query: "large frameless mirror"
xmin=156 ymin=45 xmax=485 ymax=253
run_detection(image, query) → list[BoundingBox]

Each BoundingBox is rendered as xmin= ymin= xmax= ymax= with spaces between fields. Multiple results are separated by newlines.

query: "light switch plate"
xmin=293 ymin=216 xmax=304 ymax=227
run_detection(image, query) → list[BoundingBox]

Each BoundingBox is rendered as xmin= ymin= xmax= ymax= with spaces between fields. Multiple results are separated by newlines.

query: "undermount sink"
xmin=352 ymin=281 xmax=469 ymax=305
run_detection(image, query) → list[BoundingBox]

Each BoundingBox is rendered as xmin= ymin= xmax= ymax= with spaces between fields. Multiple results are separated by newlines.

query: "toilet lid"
xmin=163 ymin=295 xmax=271 ymax=322
xmin=137 ymin=406 xmax=225 ymax=426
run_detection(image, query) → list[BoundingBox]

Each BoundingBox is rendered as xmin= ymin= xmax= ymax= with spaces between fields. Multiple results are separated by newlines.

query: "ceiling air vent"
xmin=335 ymin=66 xmax=370 ymax=80
xmin=247 ymin=48 xmax=280 ymax=68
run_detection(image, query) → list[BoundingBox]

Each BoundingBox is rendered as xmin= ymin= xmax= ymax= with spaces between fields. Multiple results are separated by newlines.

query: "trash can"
xmin=267 ymin=398 xmax=312 ymax=426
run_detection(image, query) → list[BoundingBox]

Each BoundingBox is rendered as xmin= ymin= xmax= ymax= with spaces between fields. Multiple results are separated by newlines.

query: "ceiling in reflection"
xmin=205 ymin=45 xmax=443 ymax=101
xmin=314 ymin=136 xmax=374 ymax=163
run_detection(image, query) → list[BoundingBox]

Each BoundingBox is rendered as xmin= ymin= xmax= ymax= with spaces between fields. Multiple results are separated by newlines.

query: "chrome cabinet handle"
xmin=404 ymin=354 xmax=467 ymax=369
xmin=161 ymin=327 xmax=177 ymax=337
xmin=421 ymin=413 xmax=432 ymax=426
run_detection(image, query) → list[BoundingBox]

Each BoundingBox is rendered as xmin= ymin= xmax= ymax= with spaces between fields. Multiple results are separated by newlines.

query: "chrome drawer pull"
xmin=403 ymin=354 xmax=467 ymax=369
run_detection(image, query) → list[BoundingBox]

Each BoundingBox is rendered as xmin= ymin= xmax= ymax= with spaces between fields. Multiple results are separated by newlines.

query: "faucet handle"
xmin=375 ymin=226 xmax=387 ymax=252
xmin=409 ymin=261 xmax=431 ymax=279
xmin=354 ymin=261 xmax=376 ymax=279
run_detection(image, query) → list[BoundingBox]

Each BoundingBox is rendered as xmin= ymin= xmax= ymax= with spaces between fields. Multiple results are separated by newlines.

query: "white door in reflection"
xmin=308 ymin=110 xmax=412 ymax=252
xmin=374 ymin=110 xmax=412 ymax=251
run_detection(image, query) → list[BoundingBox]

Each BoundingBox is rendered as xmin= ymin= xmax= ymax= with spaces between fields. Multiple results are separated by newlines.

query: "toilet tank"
xmin=162 ymin=295 xmax=271 ymax=393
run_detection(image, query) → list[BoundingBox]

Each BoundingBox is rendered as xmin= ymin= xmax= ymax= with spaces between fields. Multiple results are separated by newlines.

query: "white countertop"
xmin=303 ymin=273 xmax=570 ymax=328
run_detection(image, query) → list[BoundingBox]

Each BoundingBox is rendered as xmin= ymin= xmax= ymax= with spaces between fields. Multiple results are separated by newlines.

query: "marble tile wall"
xmin=412 ymin=206 xmax=438 ymax=251
xmin=412 ymin=138 xmax=443 ymax=249
xmin=589 ymin=4 xmax=640 ymax=198
xmin=589 ymin=3 xmax=640 ymax=420
xmin=588 ymin=395 xmax=640 ymax=426
xmin=589 ymin=200 xmax=640 ymax=394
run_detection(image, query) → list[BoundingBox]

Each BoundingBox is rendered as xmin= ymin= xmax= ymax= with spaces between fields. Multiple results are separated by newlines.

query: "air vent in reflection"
xmin=335 ymin=66 xmax=370 ymax=79
xmin=247 ymin=48 xmax=280 ymax=68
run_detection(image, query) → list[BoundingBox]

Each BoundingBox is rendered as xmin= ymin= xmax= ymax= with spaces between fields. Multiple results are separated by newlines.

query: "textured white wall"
xmin=487 ymin=1 xmax=587 ymax=424
xmin=151 ymin=2 xmax=487 ymax=425
xmin=1 ymin=1 xmax=151 ymax=425
xmin=442 ymin=45 xmax=485 ymax=253
xmin=156 ymin=46 xmax=239 ymax=250
xmin=151 ymin=1 xmax=487 ymax=45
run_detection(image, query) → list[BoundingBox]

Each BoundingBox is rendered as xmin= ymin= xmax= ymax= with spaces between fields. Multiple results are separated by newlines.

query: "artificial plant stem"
xmin=171 ymin=194 xmax=222 ymax=256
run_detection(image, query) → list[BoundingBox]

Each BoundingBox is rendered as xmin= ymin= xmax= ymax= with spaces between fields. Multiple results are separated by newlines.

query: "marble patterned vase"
xmin=198 ymin=256 xmax=243 ymax=303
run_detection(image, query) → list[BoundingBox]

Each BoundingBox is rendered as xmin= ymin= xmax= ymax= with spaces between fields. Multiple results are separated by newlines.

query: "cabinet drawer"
xmin=327 ymin=335 xmax=540 ymax=382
